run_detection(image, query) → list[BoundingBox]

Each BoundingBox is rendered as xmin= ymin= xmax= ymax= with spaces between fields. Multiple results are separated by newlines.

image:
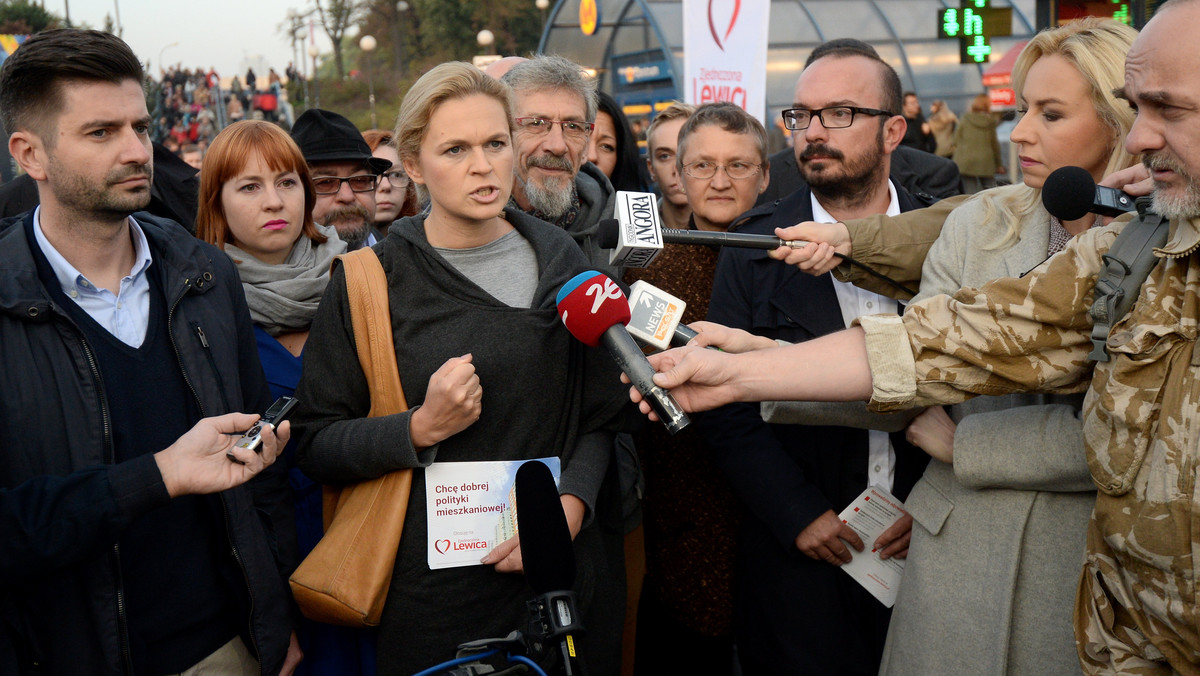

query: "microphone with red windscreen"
xmin=556 ymin=271 xmax=690 ymax=434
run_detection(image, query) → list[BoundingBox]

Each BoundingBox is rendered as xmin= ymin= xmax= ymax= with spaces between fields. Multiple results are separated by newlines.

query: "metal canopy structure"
xmin=538 ymin=0 xmax=1036 ymax=120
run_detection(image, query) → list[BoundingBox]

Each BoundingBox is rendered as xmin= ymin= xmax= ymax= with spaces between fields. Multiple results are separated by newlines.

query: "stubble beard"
xmin=1144 ymin=153 xmax=1200 ymax=220
xmin=49 ymin=161 xmax=152 ymax=221
xmin=799 ymin=128 xmax=888 ymax=210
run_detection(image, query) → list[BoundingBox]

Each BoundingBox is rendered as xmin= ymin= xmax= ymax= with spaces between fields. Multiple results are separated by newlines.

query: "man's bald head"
xmin=483 ymin=56 xmax=527 ymax=80
xmin=1120 ymin=0 xmax=1200 ymax=218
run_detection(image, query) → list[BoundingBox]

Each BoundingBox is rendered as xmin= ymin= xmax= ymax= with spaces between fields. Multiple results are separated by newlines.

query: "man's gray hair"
xmin=501 ymin=55 xmax=599 ymax=123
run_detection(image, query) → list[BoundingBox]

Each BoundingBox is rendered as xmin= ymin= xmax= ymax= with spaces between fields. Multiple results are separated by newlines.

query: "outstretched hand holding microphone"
xmin=556 ymin=270 xmax=691 ymax=434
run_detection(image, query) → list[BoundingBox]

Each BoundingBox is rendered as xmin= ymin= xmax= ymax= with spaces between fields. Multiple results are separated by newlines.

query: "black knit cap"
xmin=291 ymin=108 xmax=391 ymax=174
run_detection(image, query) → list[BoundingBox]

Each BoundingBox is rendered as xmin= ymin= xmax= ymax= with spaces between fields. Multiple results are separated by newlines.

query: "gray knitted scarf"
xmin=223 ymin=224 xmax=347 ymax=336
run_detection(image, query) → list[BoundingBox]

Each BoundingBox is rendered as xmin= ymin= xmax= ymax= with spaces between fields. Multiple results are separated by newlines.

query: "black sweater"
xmin=293 ymin=209 xmax=631 ymax=673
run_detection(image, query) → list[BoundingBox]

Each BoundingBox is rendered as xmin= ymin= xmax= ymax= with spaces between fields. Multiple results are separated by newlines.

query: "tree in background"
xmin=316 ymin=0 xmax=364 ymax=80
xmin=0 ymin=0 xmax=62 ymax=34
xmin=295 ymin=0 xmax=546 ymax=129
xmin=407 ymin=0 xmax=543 ymax=65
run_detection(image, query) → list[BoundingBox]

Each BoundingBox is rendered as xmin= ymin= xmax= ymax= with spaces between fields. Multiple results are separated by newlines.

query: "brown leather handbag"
xmin=289 ymin=248 xmax=412 ymax=627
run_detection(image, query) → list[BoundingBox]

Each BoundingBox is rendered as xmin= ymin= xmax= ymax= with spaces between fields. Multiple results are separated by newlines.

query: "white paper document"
xmin=837 ymin=485 xmax=908 ymax=607
xmin=424 ymin=457 xmax=561 ymax=570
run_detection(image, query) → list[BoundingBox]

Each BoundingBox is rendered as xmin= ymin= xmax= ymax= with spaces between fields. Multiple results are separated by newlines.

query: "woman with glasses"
xmin=677 ymin=102 xmax=770 ymax=232
xmin=621 ymin=102 xmax=766 ymax=674
xmin=363 ymin=129 xmax=419 ymax=240
xmin=292 ymin=62 xmax=629 ymax=675
xmin=195 ymin=120 xmax=381 ymax=675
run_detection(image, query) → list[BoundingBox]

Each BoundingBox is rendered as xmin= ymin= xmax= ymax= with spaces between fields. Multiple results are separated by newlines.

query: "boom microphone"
xmin=515 ymin=461 xmax=575 ymax=593
xmin=515 ymin=460 xmax=583 ymax=675
xmin=556 ymin=271 xmax=691 ymax=434
xmin=599 ymin=191 xmax=808 ymax=269
xmin=1043 ymin=165 xmax=1137 ymax=221
xmin=513 ymin=463 xmax=583 ymax=672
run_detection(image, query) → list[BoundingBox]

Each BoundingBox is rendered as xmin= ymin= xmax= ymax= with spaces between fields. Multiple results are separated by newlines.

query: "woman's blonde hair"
xmin=196 ymin=120 xmax=324 ymax=250
xmin=393 ymin=62 xmax=513 ymax=203
xmin=393 ymin=64 xmax=514 ymax=144
xmin=978 ymin=17 xmax=1138 ymax=248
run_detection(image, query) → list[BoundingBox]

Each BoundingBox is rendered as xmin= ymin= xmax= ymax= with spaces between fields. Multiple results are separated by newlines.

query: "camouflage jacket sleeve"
xmin=833 ymin=195 xmax=970 ymax=298
xmin=859 ymin=222 xmax=1125 ymax=412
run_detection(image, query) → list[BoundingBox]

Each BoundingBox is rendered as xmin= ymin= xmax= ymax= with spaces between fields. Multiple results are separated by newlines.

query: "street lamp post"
xmin=308 ymin=44 xmax=321 ymax=109
xmin=395 ymin=1 xmax=409 ymax=77
xmin=158 ymin=41 xmax=179 ymax=71
xmin=359 ymin=34 xmax=378 ymax=129
xmin=297 ymin=27 xmax=309 ymax=105
xmin=536 ymin=0 xmax=549 ymax=30
xmin=477 ymin=29 xmax=495 ymax=55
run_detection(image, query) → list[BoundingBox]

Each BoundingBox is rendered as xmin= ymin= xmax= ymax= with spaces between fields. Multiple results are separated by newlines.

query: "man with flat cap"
xmin=291 ymin=109 xmax=391 ymax=250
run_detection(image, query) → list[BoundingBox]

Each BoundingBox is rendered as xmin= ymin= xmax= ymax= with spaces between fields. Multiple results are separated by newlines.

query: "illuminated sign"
xmin=1056 ymin=1 xmax=1133 ymax=26
xmin=620 ymin=61 xmax=671 ymax=84
xmin=580 ymin=0 xmax=599 ymax=36
xmin=937 ymin=1 xmax=1012 ymax=64
xmin=989 ymin=87 xmax=1016 ymax=109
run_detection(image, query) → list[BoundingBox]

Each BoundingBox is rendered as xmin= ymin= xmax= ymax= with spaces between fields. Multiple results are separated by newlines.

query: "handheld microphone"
xmin=556 ymin=271 xmax=691 ymax=434
xmin=626 ymin=280 xmax=698 ymax=350
xmin=1043 ymin=165 xmax=1137 ymax=221
xmin=515 ymin=460 xmax=583 ymax=675
xmin=599 ymin=191 xmax=808 ymax=268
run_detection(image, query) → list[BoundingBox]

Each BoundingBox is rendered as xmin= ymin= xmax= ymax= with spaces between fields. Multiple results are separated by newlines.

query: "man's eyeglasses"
xmin=514 ymin=117 xmax=595 ymax=141
xmin=311 ymin=174 xmax=379 ymax=195
xmin=382 ymin=170 xmax=410 ymax=188
xmin=781 ymin=106 xmax=892 ymax=131
xmin=682 ymin=160 xmax=763 ymax=180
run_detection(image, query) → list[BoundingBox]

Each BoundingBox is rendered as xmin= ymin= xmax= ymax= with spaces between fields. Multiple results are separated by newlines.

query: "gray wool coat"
xmin=878 ymin=192 xmax=1094 ymax=676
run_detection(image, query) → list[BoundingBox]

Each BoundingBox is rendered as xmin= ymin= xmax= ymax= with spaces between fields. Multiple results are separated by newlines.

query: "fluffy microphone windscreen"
xmin=1042 ymin=166 xmax=1098 ymax=221
xmin=555 ymin=271 xmax=631 ymax=347
xmin=515 ymin=460 xmax=576 ymax=593
xmin=597 ymin=219 xmax=620 ymax=249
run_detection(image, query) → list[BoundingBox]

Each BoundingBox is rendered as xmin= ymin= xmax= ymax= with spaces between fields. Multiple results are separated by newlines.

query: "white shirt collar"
xmin=32 ymin=206 xmax=154 ymax=295
xmin=810 ymin=179 xmax=901 ymax=223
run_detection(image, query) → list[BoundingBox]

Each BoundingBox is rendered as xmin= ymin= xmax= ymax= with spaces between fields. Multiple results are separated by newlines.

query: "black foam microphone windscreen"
xmin=1043 ymin=165 xmax=1137 ymax=221
xmin=515 ymin=460 xmax=576 ymax=594
xmin=598 ymin=218 xmax=620 ymax=249
xmin=1042 ymin=166 xmax=1100 ymax=221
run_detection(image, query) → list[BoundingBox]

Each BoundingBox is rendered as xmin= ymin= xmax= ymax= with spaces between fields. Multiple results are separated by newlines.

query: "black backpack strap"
xmin=1088 ymin=201 xmax=1169 ymax=361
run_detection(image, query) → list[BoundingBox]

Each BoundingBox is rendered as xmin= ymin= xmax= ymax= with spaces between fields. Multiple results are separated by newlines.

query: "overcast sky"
xmin=64 ymin=0 xmax=341 ymax=78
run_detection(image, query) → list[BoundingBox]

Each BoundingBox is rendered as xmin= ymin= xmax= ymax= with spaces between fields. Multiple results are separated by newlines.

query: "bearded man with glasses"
xmin=290 ymin=109 xmax=391 ymax=250
xmin=500 ymin=55 xmax=619 ymax=276
xmin=697 ymin=40 xmax=937 ymax=676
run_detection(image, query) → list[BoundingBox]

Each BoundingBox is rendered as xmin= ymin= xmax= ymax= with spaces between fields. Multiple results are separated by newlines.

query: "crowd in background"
xmin=5 ymin=8 xmax=1199 ymax=676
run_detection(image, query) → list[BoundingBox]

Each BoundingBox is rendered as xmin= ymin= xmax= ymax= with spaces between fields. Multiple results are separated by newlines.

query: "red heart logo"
xmin=435 ymin=539 xmax=451 ymax=555
xmin=708 ymin=0 xmax=742 ymax=52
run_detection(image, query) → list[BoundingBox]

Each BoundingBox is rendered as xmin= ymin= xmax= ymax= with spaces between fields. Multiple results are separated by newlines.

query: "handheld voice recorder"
xmin=226 ymin=396 xmax=299 ymax=463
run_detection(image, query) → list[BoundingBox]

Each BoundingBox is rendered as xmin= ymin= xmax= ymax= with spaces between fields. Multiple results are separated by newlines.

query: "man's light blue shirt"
xmin=33 ymin=206 xmax=153 ymax=348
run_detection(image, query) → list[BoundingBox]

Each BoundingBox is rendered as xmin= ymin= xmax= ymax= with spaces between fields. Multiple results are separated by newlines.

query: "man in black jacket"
xmin=699 ymin=41 xmax=930 ymax=675
xmin=0 ymin=29 xmax=298 ymax=675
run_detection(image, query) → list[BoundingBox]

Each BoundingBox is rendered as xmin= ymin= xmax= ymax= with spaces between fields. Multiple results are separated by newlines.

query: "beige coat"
xmin=876 ymin=194 xmax=1094 ymax=676
xmin=861 ymin=208 xmax=1200 ymax=673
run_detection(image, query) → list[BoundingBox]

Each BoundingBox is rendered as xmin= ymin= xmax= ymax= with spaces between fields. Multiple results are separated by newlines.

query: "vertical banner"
xmin=683 ymin=0 xmax=770 ymax=124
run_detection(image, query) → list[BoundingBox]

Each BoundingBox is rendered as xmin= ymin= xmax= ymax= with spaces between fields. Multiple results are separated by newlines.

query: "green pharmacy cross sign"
xmin=938 ymin=0 xmax=1013 ymax=64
